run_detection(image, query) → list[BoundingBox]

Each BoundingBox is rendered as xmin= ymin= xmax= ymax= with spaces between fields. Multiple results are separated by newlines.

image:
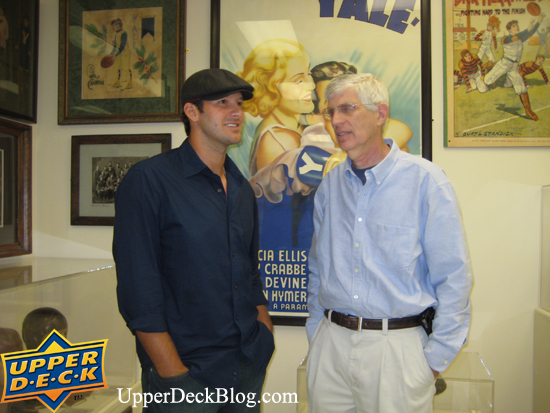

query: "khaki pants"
xmin=307 ymin=316 xmax=435 ymax=413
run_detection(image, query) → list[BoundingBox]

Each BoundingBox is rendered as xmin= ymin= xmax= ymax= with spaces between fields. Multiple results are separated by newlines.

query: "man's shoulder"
xmin=119 ymin=149 xmax=180 ymax=189
xmin=394 ymin=150 xmax=449 ymax=185
xmin=130 ymin=148 xmax=178 ymax=172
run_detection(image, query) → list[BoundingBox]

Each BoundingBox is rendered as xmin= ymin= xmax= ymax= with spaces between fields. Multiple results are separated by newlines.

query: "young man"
xmin=109 ymin=19 xmax=132 ymax=89
xmin=113 ymin=68 xmax=275 ymax=413
xmin=474 ymin=21 xmax=498 ymax=64
xmin=519 ymin=55 xmax=548 ymax=87
xmin=306 ymin=73 xmax=473 ymax=413
xmin=458 ymin=49 xmax=488 ymax=93
xmin=483 ymin=14 xmax=546 ymax=120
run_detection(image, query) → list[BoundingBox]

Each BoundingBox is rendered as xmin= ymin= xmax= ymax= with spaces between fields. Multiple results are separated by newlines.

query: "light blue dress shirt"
xmin=306 ymin=139 xmax=473 ymax=372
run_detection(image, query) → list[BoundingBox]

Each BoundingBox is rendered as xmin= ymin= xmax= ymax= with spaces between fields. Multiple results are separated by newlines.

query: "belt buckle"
xmin=356 ymin=316 xmax=363 ymax=332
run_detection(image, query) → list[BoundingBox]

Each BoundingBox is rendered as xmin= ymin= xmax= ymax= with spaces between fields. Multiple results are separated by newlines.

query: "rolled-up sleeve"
xmin=249 ymin=196 xmax=270 ymax=307
xmin=113 ymin=168 xmax=167 ymax=334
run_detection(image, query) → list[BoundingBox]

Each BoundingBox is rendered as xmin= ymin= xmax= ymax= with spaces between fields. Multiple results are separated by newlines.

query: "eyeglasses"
xmin=322 ymin=103 xmax=378 ymax=120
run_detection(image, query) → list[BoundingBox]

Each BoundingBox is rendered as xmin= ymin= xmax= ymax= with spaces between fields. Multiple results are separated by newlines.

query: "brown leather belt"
xmin=325 ymin=309 xmax=423 ymax=331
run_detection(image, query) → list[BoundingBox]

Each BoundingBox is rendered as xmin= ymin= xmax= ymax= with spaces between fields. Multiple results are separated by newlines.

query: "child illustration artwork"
xmin=81 ymin=7 xmax=163 ymax=100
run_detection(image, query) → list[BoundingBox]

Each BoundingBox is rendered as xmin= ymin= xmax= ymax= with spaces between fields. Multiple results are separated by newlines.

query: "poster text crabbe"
xmin=259 ymin=250 xmax=308 ymax=311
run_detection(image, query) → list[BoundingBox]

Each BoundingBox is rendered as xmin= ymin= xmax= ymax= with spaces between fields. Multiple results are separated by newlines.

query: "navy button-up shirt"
xmin=113 ymin=139 xmax=274 ymax=389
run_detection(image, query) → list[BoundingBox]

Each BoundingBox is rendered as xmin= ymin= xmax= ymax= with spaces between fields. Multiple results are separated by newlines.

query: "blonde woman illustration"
xmin=238 ymin=39 xmax=338 ymax=249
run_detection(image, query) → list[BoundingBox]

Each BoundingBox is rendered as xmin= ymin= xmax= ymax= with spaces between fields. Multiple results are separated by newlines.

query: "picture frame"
xmin=444 ymin=0 xmax=550 ymax=147
xmin=58 ymin=0 xmax=186 ymax=125
xmin=0 ymin=0 xmax=39 ymax=123
xmin=70 ymin=133 xmax=171 ymax=226
xmin=211 ymin=0 xmax=432 ymax=326
xmin=0 ymin=118 xmax=32 ymax=258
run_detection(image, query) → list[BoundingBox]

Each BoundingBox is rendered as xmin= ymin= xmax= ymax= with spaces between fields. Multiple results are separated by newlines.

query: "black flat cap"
xmin=180 ymin=68 xmax=254 ymax=105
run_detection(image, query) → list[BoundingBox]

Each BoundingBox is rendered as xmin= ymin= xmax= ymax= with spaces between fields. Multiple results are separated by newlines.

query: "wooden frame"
xmin=211 ymin=0 xmax=432 ymax=326
xmin=58 ymin=0 xmax=186 ymax=125
xmin=0 ymin=118 xmax=32 ymax=258
xmin=0 ymin=0 xmax=39 ymax=123
xmin=71 ymin=133 xmax=171 ymax=226
xmin=444 ymin=0 xmax=550 ymax=147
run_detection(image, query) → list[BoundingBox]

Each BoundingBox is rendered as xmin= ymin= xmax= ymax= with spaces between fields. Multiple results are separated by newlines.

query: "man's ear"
xmin=377 ymin=103 xmax=390 ymax=127
xmin=183 ymin=102 xmax=199 ymax=121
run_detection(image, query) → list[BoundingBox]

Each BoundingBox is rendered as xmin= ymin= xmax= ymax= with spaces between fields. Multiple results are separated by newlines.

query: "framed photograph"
xmin=0 ymin=118 xmax=32 ymax=258
xmin=211 ymin=0 xmax=432 ymax=325
xmin=58 ymin=0 xmax=186 ymax=125
xmin=445 ymin=0 xmax=550 ymax=147
xmin=71 ymin=133 xmax=171 ymax=226
xmin=0 ymin=0 xmax=39 ymax=123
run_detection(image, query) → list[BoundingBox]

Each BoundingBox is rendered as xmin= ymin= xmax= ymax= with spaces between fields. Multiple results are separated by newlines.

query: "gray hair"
xmin=325 ymin=73 xmax=389 ymax=109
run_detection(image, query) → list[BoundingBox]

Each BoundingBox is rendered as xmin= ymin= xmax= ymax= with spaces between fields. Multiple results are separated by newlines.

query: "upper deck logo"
xmin=1 ymin=330 xmax=108 ymax=412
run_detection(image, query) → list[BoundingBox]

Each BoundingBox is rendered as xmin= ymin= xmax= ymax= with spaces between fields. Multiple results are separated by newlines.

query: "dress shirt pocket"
xmin=370 ymin=223 xmax=415 ymax=268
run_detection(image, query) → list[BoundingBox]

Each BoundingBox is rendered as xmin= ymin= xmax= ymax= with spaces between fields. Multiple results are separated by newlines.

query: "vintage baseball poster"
xmin=215 ymin=0 xmax=426 ymax=320
xmin=445 ymin=0 xmax=550 ymax=147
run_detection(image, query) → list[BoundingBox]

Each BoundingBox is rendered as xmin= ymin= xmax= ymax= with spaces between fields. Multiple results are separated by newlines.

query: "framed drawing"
xmin=211 ymin=0 xmax=432 ymax=325
xmin=445 ymin=0 xmax=550 ymax=147
xmin=58 ymin=0 xmax=186 ymax=125
xmin=0 ymin=0 xmax=39 ymax=123
xmin=0 ymin=118 xmax=32 ymax=258
xmin=71 ymin=133 xmax=171 ymax=226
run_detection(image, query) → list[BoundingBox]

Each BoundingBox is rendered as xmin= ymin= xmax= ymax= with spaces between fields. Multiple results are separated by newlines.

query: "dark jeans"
xmin=141 ymin=357 xmax=266 ymax=413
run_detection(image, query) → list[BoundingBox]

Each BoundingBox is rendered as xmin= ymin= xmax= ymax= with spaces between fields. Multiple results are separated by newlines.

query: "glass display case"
xmin=542 ymin=185 xmax=550 ymax=312
xmin=433 ymin=352 xmax=494 ymax=413
xmin=296 ymin=352 xmax=493 ymax=413
xmin=534 ymin=185 xmax=550 ymax=413
xmin=0 ymin=258 xmax=139 ymax=413
xmin=296 ymin=357 xmax=307 ymax=413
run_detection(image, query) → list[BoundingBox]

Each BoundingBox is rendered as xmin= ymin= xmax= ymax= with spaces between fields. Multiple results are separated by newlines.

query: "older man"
xmin=306 ymin=73 xmax=473 ymax=413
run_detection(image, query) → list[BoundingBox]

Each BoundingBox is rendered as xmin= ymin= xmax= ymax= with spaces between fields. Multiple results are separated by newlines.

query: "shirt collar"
xmin=177 ymin=138 xmax=244 ymax=184
xmin=344 ymin=139 xmax=398 ymax=184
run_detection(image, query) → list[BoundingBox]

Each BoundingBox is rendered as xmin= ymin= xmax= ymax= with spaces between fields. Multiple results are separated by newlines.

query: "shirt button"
xmin=233 ymin=371 xmax=238 ymax=376
xmin=235 ymin=284 xmax=238 ymax=289
xmin=358 ymin=218 xmax=363 ymax=222
xmin=444 ymin=360 xmax=449 ymax=365
xmin=355 ymin=269 xmax=359 ymax=273
xmin=217 ymin=188 xmax=222 ymax=192
xmin=377 ymin=181 xmax=380 ymax=185
xmin=355 ymin=243 xmax=359 ymax=248
xmin=354 ymin=295 xmax=359 ymax=299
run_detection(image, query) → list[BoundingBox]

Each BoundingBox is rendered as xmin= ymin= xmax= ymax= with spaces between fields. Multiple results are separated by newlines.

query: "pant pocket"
xmin=147 ymin=367 xmax=192 ymax=393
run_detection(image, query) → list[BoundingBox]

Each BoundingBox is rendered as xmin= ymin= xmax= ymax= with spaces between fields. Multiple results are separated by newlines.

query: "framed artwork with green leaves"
xmin=58 ymin=0 xmax=186 ymax=124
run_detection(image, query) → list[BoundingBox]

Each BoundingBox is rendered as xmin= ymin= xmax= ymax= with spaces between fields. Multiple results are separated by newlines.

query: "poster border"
xmin=210 ymin=0 xmax=432 ymax=326
xmin=0 ymin=118 xmax=32 ymax=258
xmin=0 ymin=0 xmax=40 ymax=124
xmin=444 ymin=0 xmax=550 ymax=147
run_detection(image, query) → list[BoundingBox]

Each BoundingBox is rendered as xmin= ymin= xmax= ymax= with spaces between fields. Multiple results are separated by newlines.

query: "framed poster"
xmin=445 ymin=0 xmax=550 ymax=147
xmin=0 ymin=118 xmax=32 ymax=258
xmin=71 ymin=133 xmax=171 ymax=226
xmin=58 ymin=0 xmax=186 ymax=125
xmin=211 ymin=0 xmax=432 ymax=325
xmin=0 ymin=0 xmax=39 ymax=123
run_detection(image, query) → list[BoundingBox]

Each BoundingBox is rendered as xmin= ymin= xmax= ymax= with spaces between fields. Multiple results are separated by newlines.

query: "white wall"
xmin=7 ymin=1 xmax=547 ymax=412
